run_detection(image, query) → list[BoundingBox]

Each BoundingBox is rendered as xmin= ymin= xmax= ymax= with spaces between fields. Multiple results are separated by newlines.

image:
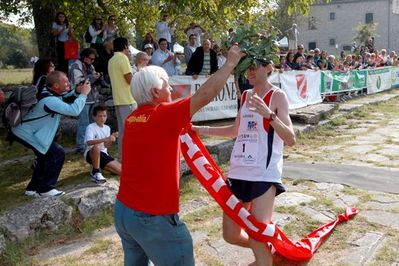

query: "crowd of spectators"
xmin=275 ymin=43 xmax=399 ymax=73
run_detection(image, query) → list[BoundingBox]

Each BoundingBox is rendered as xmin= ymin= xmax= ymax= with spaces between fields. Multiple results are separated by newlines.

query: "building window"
xmin=308 ymin=17 xmax=317 ymax=30
xmin=365 ymin=13 xmax=373 ymax=23
xmin=329 ymin=38 xmax=336 ymax=46
xmin=309 ymin=42 xmax=316 ymax=50
xmin=330 ymin=12 xmax=335 ymax=20
xmin=343 ymin=45 xmax=352 ymax=51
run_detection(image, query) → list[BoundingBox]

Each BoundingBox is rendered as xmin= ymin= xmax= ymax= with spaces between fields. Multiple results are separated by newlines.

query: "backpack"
xmin=84 ymin=27 xmax=92 ymax=43
xmin=2 ymin=86 xmax=51 ymax=128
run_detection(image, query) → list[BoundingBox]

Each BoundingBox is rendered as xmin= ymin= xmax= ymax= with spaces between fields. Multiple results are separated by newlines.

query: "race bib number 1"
xmin=232 ymin=133 xmax=258 ymax=165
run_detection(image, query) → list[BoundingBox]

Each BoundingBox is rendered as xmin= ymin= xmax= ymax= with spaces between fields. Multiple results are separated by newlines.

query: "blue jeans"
xmin=76 ymin=103 xmax=94 ymax=152
xmin=12 ymin=134 xmax=65 ymax=193
xmin=114 ymin=199 xmax=194 ymax=266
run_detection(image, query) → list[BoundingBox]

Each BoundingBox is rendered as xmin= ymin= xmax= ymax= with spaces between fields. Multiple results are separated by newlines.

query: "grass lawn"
xmin=0 ymin=68 xmax=33 ymax=86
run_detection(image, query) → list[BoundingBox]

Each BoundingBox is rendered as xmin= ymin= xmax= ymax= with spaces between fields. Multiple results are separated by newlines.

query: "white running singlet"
xmin=228 ymin=88 xmax=284 ymax=182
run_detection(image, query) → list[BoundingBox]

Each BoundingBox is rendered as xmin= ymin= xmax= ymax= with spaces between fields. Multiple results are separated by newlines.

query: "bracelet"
xmin=199 ymin=126 xmax=210 ymax=135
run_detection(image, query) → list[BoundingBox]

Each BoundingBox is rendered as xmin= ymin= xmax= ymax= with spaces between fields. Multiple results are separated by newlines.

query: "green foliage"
xmin=353 ymin=22 xmax=378 ymax=47
xmin=0 ymin=23 xmax=37 ymax=68
xmin=1 ymin=0 xmax=316 ymax=57
xmin=224 ymin=24 xmax=279 ymax=77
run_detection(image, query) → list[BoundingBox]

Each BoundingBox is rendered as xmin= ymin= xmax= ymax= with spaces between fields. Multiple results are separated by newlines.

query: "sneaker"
xmin=25 ymin=190 xmax=39 ymax=197
xmin=39 ymin=189 xmax=65 ymax=197
xmin=91 ymin=172 xmax=107 ymax=184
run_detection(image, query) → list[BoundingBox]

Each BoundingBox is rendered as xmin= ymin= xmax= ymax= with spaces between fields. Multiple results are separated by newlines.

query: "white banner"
xmin=367 ymin=67 xmax=392 ymax=94
xmin=169 ymin=75 xmax=238 ymax=121
xmin=279 ymin=70 xmax=323 ymax=109
xmin=390 ymin=67 xmax=399 ymax=88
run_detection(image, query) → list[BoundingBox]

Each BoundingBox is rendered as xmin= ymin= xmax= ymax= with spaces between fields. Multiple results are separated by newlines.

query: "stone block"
xmin=65 ymin=181 xmax=118 ymax=218
xmin=341 ymin=231 xmax=385 ymax=265
xmin=0 ymin=197 xmax=72 ymax=241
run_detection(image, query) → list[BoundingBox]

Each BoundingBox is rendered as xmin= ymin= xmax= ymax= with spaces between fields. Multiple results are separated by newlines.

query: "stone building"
xmin=296 ymin=0 xmax=399 ymax=54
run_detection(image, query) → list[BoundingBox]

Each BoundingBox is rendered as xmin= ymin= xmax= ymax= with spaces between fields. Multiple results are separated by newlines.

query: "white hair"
xmin=131 ymin=65 xmax=169 ymax=105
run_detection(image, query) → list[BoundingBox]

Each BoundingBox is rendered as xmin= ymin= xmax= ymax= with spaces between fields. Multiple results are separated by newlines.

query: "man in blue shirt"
xmin=11 ymin=71 xmax=91 ymax=197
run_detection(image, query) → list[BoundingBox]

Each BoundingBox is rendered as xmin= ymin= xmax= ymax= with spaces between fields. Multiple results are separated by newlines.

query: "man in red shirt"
xmin=114 ymin=45 xmax=243 ymax=265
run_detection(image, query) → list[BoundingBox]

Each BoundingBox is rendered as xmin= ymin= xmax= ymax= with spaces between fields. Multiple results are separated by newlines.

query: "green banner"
xmin=321 ymin=69 xmax=368 ymax=95
xmin=352 ymin=70 xmax=367 ymax=90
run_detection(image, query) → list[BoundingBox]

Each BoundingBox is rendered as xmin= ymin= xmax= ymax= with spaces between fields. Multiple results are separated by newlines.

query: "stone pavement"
xmin=3 ymin=89 xmax=399 ymax=265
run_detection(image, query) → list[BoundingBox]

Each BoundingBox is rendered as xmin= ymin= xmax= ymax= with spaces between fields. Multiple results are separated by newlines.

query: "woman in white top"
xmin=194 ymin=59 xmax=296 ymax=266
xmin=51 ymin=11 xmax=73 ymax=74
xmin=151 ymin=38 xmax=180 ymax=76
xmin=89 ymin=15 xmax=105 ymax=53
xmin=104 ymin=15 xmax=119 ymax=39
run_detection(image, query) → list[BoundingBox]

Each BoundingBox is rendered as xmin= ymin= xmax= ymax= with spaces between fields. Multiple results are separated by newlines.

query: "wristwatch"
xmin=266 ymin=112 xmax=276 ymax=122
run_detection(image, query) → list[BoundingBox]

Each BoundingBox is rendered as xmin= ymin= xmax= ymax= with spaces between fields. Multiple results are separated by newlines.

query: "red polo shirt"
xmin=117 ymin=97 xmax=191 ymax=215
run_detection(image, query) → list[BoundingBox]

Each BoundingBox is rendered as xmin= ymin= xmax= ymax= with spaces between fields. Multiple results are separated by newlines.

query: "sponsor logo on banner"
xmin=296 ymin=74 xmax=307 ymax=99
xmin=376 ymin=76 xmax=382 ymax=90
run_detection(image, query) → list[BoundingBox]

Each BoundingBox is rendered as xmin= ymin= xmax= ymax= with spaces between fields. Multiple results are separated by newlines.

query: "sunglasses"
xmin=88 ymin=57 xmax=96 ymax=61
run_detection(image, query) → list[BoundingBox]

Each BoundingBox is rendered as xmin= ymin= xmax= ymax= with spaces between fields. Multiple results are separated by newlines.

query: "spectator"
xmin=353 ymin=55 xmax=364 ymax=69
xmin=185 ymin=39 xmax=218 ymax=78
xmin=93 ymin=37 xmax=114 ymax=86
xmin=286 ymin=51 xmax=297 ymax=70
xmin=387 ymin=51 xmax=397 ymax=66
xmin=313 ymin=48 xmax=321 ymax=64
xmin=304 ymin=55 xmax=318 ymax=70
xmin=327 ymin=55 xmax=336 ymax=70
xmin=104 ymin=15 xmax=119 ymax=39
xmin=379 ymin=49 xmax=389 ymax=66
xmin=184 ymin=34 xmax=197 ymax=64
xmin=152 ymin=38 xmax=180 ymax=76
xmin=69 ymin=48 xmax=101 ymax=154
xmin=132 ymin=52 xmax=150 ymax=75
xmin=89 ymin=15 xmax=105 ymax=53
xmin=293 ymin=55 xmax=307 ymax=70
xmin=286 ymin=23 xmax=299 ymax=50
xmin=294 ymin=44 xmax=305 ymax=62
xmin=51 ymin=11 xmax=73 ymax=74
xmin=343 ymin=55 xmax=355 ymax=70
xmin=339 ymin=51 xmax=346 ymax=62
xmin=84 ymin=105 xmax=121 ymax=183
xmin=193 ymin=58 xmax=296 ymax=266
xmin=366 ymin=53 xmax=377 ymax=68
xmin=184 ymin=22 xmax=206 ymax=47
xmin=317 ymin=50 xmax=328 ymax=70
xmin=108 ymin=37 xmax=135 ymax=161
xmin=114 ymin=45 xmax=243 ymax=266
xmin=155 ymin=14 xmax=175 ymax=51
xmin=365 ymin=37 xmax=374 ymax=50
xmin=142 ymin=32 xmax=158 ymax=51
xmin=11 ymin=71 xmax=91 ymax=197
xmin=33 ymin=58 xmax=56 ymax=93
xmin=274 ymin=55 xmax=291 ymax=72
xmin=215 ymin=45 xmax=227 ymax=68
xmin=143 ymin=43 xmax=154 ymax=62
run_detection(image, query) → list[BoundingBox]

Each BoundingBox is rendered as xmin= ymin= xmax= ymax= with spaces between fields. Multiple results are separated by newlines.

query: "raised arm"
xmin=190 ymin=45 xmax=243 ymax=116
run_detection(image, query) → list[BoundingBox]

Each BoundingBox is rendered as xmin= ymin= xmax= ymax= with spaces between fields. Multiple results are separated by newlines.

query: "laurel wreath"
xmin=223 ymin=24 xmax=280 ymax=77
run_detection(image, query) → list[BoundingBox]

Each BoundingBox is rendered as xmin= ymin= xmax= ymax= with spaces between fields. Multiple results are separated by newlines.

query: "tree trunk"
xmin=31 ymin=0 xmax=58 ymax=60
